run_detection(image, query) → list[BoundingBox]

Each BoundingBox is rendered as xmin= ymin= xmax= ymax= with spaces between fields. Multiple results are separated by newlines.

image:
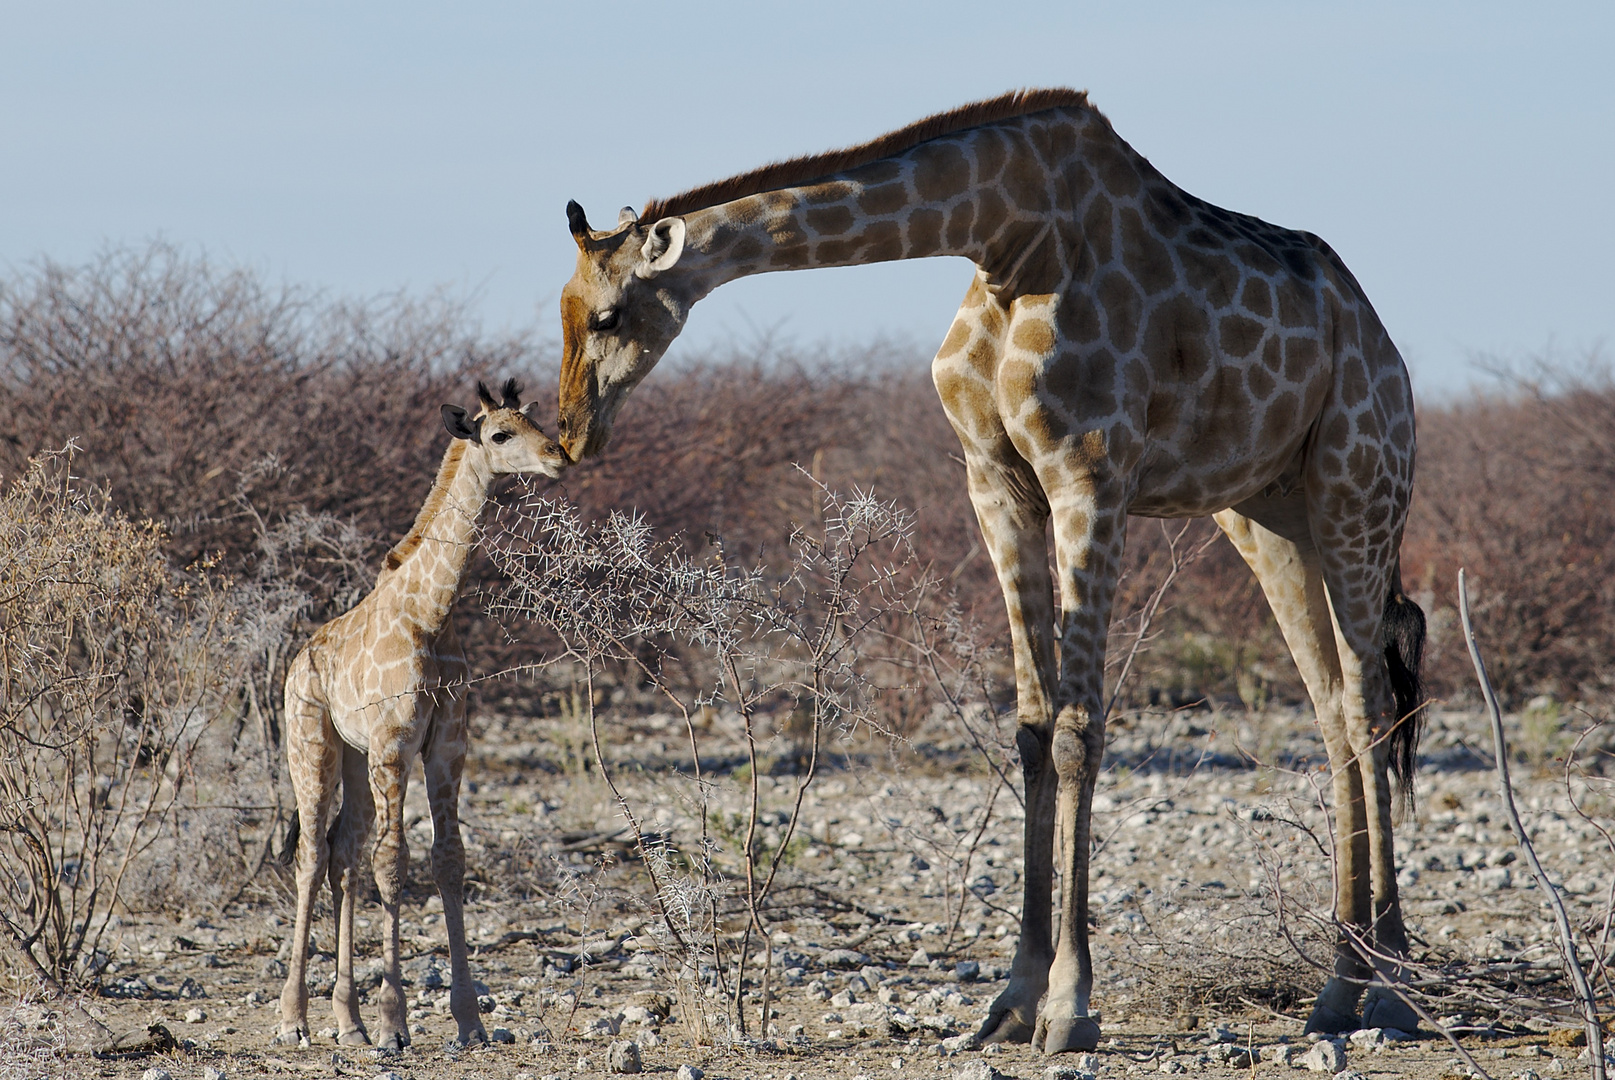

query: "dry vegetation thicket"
xmin=0 ymin=447 xmax=261 ymax=989
xmin=8 ymin=250 xmax=1611 ymax=715
xmin=476 ymin=482 xmax=1010 ymax=1037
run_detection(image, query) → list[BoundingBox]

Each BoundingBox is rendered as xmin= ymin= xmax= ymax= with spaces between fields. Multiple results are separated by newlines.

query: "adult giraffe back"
xmin=555 ymin=89 xmax=1426 ymax=1052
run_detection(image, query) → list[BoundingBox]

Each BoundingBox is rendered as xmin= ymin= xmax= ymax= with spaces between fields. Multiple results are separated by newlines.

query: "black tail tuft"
xmin=1383 ymin=589 xmax=1427 ymax=808
xmin=278 ymin=809 xmax=301 ymax=866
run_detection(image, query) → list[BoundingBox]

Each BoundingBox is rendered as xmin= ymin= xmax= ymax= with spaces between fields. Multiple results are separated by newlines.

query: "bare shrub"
xmin=0 ymin=246 xmax=534 ymax=570
xmin=478 ymin=480 xmax=989 ymax=1038
xmin=1405 ymin=359 xmax=1615 ymax=704
xmin=0 ymin=447 xmax=244 ymax=983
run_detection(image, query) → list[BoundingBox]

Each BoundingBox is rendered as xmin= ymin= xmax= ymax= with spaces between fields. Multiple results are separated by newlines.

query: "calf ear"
xmin=442 ymin=404 xmax=482 ymax=442
xmin=635 ymin=216 xmax=686 ymax=279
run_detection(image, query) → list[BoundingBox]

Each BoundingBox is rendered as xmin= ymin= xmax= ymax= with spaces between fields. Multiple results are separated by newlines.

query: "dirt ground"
xmin=18 ymin=702 xmax=1611 ymax=1080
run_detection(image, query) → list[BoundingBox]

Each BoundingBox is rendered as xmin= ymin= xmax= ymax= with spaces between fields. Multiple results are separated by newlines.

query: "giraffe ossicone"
xmin=555 ymin=88 xmax=1426 ymax=1050
xmin=275 ymin=379 xmax=565 ymax=1050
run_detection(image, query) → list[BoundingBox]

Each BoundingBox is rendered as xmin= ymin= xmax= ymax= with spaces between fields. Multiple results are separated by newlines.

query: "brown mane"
xmin=384 ymin=438 xmax=468 ymax=572
xmin=642 ymin=88 xmax=1095 ymax=221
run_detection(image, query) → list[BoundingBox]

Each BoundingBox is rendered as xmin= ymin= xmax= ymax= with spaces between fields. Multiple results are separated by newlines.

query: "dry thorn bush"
xmin=478 ymin=480 xmax=995 ymax=1040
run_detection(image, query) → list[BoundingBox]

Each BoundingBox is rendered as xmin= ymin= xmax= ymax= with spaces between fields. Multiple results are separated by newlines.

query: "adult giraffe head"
xmin=557 ymin=202 xmax=690 ymax=460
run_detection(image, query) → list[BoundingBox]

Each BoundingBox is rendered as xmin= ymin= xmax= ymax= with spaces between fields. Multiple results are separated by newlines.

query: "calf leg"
xmin=276 ymin=651 xmax=339 ymax=1046
xmin=328 ymin=743 xmax=373 ymax=1045
xmin=423 ymin=712 xmax=487 ymax=1047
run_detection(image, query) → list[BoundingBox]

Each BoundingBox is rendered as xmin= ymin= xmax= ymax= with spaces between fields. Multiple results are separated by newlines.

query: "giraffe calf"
xmin=275 ymin=379 xmax=565 ymax=1050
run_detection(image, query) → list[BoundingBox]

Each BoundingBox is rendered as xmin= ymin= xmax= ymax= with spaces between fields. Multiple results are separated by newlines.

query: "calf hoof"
xmin=1362 ymin=986 xmax=1419 ymax=1033
xmin=337 ymin=1028 xmax=371 ymax=1046
xmin=1039 ymin=1015 xmax=1102 ymax=1054
xmin=376 ymin=1029 xmax=411 ymax=1051
xmin=1304 ymin=1002 xmax=1361 ymax=1035
xmin=271 ymin=1027 xmax=309 ymax=1048
xmin=452 ymin=1024 xmax=489 ymax=1047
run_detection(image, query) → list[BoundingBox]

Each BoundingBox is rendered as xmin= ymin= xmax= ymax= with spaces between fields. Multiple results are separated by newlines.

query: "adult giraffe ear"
xmin=566 ymin=200 xmax=592 ymax=250
xmin=618 ymin=206 xmax=639 ymax=227
xmin=441 ymin=404 xmax=482 ymax=443
xmin=635 ymin=216 xmax=686 ymax=279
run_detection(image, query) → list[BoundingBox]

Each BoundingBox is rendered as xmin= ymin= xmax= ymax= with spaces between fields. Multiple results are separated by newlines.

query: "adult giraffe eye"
xmin=588 ymin=309 xmax=619 ymax=332
xmin=490 ymin=431 xmax=512 ymax=445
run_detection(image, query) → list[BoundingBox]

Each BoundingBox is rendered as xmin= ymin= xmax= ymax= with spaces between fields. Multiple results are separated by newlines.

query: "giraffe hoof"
xmin=271 ymin=1027 xmax=309 ymax=1048
xmin=377 ymin=1030 xmax=411 ymax=1051
xmin=1362 ymin=986 xmax=1419 ymax=1033
xmin=1303 ymin=1002 xmax=1361 ymax=1035
xmin=976 ymin=1009 xmax=1035 ymax=1045
xmin=1039 ymin=1015 xmax=1102 ymax=1054
xmin=337 ymin=1028 xmax=372 ymax=1046
xmin=453 ymin=1025 xmax=489 ymax=1047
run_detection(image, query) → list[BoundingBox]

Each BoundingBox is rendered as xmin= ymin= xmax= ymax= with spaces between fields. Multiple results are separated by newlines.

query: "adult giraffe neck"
xmin=668 ymin=102 xmax=1118 ymax=303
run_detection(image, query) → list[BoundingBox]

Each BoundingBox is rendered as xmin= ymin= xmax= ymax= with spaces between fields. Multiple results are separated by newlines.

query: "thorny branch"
xmin=1460 ymin=569 xmax=1606 ymax=1080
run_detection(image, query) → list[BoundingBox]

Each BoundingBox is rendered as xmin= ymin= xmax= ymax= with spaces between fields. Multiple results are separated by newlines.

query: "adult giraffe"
xmin=555 ymin=89 xmax=1425 ymax=1052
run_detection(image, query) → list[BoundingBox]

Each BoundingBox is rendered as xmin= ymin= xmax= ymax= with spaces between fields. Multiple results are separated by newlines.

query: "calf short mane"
xmin=384 ymin=439 xmax=468 ymax=572
xmin=641 ymin=88 xmax=1094 ymax=222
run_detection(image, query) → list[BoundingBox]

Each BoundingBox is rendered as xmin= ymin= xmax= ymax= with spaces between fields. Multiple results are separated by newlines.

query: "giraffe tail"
xmin=278 ymin=809 xmax=301 ymax=866
xmin=1382 ymin=579 xmax=1427 ymax=809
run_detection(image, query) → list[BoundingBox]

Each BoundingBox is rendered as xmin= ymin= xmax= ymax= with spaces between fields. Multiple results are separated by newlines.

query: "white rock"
xmin=607 ymin=1040 xmax=642 ymax=1074
xmin=183 ymin=1007 xmax=207 ymax=1023
xmin=844 ymin=1002 xmax=892 ymax=1035
xmin=1264 ymin=1044 xmax=1302 ymax=1067
xmin=676 ymin=1067 xmax=704 ymax=1080
xmin=204 ymin=1068 xmax=227 ymax=1080
xmin=1301 ymin=1040 xmax=1347 ymax=1072
xmin=141 ymin=1071 xmax=174 ymax=1080
xmin=1045 ymin=1065 xmax=1097 ymax=1080
xmin=954 ymin=1062 xmax=1008 ymax=1080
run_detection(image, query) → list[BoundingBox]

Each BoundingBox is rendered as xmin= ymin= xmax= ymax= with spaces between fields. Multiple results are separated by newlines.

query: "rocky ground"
xmin=12 ymin=702 xmax=1612 ymax=1080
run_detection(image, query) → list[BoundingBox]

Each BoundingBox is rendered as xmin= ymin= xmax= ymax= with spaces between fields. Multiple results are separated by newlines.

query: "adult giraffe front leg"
xmin=932 ymin=286 xmax=1060 ymax=1047
xmin=1033 ymin=484 xmax=1126 ymax=1055
xmin=962 ymin=448 xmax=1060 ymax=1047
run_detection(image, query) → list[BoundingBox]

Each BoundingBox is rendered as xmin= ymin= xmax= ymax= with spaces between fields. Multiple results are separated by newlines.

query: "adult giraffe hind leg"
xmin=1308 ymin=447 xmax=1420 ymax=1033
xmin=1214 ymin=501 xmax=1370 ymax=1033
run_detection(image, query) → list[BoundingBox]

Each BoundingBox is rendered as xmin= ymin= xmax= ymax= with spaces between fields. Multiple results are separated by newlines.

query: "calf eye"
xmin=588 ymin=309 xmax=620 ymax=332
xmin=490 ymin=431 xmax=512 ymax=445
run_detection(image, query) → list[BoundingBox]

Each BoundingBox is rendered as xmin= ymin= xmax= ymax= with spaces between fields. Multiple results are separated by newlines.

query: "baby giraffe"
xmin=276 ymin=379 xmax=565 ymax=1049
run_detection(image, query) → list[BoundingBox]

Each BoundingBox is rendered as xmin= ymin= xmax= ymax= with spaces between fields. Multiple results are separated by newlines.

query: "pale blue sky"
xmin=3 ymin=2 xmax=1610 ymax=396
